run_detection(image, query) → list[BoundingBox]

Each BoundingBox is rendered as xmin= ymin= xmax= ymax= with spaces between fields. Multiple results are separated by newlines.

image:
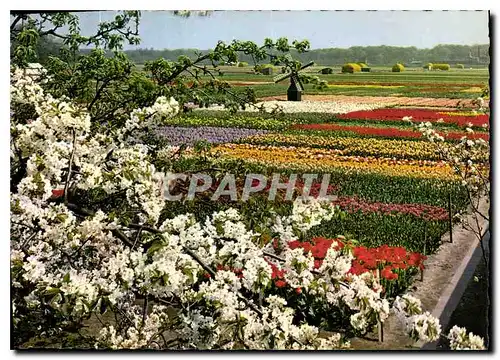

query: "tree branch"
xmin=142 ymin=295 xmax=149 ymax=326
xmin=64 ymin=129 xmax=77 ymax=204
xmin=10 ymin=14 xmax=24 ymax=31
xmin=164 ymin=53 xmax=212 ymax=83
xmin=88 ymin=78 xmax=113 ymax=111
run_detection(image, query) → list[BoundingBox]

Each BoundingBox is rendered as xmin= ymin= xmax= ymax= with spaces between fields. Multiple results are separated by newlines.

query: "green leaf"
xmin=56 ymin=213 xmax=68 ymax=223
xmin=63 ymin=272 xmax=70 ymax=283
xmin=147 ymin=240 xmax=165 ymax=255
xmin=162 ymin=274 xmax=169 ymax=285
xmin=44 ymin=287 xmax=61 ymax=296
xmin=49 ymin=293 xmax=62 ymax=306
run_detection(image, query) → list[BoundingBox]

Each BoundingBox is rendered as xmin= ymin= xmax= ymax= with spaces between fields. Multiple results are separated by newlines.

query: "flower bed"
xmin=162 ymin=113 xmax=292 ymax=130
xmin=272 ymin=237 xmax=426 ymax=299
xmin=157 ymin=126 xmax=269 ymax=145
xmin=291 ymin=123 xmax=490 ymax=141
xmin=213 ymin=144 xmax=456 ymax=180
xmin=258 ymin=95 xmax=490 ymax=108
xmin=241 ymin=133 xmax=441 ymax=160
xmin=198 ymin=100 xmax=386 ymax=114
xmin=337 ymin=108 xmax=489 ymax=127
xmin=327 ymin=81 xmax=485 ymax=88
xmin=169 ymin=173 xmax=448 ymax=222
xmin=333 ymin=196 xmax=448 ymax=221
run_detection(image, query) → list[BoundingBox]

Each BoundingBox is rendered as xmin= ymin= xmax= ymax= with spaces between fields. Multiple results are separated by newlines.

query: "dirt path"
xmin=227 ymin=81 xmax=274 ymax=86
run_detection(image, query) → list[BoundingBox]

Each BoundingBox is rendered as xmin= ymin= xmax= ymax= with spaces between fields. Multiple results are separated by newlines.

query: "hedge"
xmin=424 ymin=63 xmax=433 ymax=70
xmin=321 ymin=67 xmax=334 ymax=74
xmin=432 ymin=63 xmax=451 ymax=71
xmin=237 ymin=61 xmax=249 ymax=67
xmin=342 ymin=63 xmax=362 ymax=73
xmin=392 ymin=63 xmax=405 ymax=72
xmin=357 ymin=63 xmax=371 ymax=72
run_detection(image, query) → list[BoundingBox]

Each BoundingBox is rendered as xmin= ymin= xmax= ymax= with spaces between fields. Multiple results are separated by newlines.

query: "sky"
xmin=77 ymin=10 xmax=490 ymax=50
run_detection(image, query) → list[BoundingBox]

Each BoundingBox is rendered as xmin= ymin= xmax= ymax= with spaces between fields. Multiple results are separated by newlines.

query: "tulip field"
xmin=160 ymin=70 xmax=489 ymax=288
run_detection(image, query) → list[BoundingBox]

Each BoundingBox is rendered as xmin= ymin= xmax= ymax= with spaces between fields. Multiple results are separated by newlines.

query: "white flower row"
xmin=197 ymin=100 xmax=385 ymax=114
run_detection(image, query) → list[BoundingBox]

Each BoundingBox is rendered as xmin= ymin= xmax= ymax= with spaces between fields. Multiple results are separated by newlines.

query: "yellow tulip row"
xmin=242 ymin=133 xmax=440 ymax=160
xmin=438 ymin=111 xmax=483 ymax=117
xmin=212 ymin=144 xmax=458 ymax=180
xmin=460 ymin=87 xmax=483 ymax=93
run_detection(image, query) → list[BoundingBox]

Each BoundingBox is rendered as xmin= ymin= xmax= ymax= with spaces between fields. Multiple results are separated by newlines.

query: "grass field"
xmin=214 ymin=66 xmax=489 ymax=98
xmin=138 ymin=64 xmax=488 ymax=99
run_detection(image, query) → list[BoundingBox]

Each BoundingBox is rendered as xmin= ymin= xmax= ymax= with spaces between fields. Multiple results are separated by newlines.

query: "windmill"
xmin=273 ymin=54 xmax=315 ymax=101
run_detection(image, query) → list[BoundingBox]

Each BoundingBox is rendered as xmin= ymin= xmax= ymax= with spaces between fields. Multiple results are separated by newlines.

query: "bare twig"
xmin=64 ymin=130 xmax=77 ymax=204
xmin=142 ymin=295 xmax=149 ymax=326
xmin=132 ymin=225 xmax=144 ymax=249
xmin=112 ymin=229 xmax=135 ymax=248
xmin=68 ymin=236 xmax=92 ymax=258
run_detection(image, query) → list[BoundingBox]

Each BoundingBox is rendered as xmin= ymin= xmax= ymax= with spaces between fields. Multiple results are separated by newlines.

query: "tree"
xmin=10 ymin=11 xmax=314 ymax=132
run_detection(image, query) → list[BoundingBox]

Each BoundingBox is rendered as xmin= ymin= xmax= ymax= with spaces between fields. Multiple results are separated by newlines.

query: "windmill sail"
xmin=273 ymin=72 xmax=292 ymax=83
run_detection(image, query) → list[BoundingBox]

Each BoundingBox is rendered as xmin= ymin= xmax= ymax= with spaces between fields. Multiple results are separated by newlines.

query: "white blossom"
xmin=447 ymin=326 xmax=486 ymax=350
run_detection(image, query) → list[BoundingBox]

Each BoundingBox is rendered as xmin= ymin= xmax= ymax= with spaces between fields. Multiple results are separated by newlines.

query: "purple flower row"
xmin=156 ymin=126 xmax=269 ymax=146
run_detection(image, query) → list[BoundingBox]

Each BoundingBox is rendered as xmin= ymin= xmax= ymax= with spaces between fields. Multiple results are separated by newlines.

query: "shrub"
xmin=321 ymin=67 xmax=333 ymax=74
xmin=432 ymin=63 xmax=450 ymax=71
xmin=456 ymin=63 xmax=465 ymax=69
xmin=255 ymin=64 xmax=274 ymax=75
xmin=392 ymin=63 xmax=404 ymax=72
xmin=424 ymin=63 xmax=433 ymax=70
xmin=357 ymin=63 xmax=371 ymax=72
xmin=342 ymin=63 xmax=361 ymax=73
xmin=238 ymin=61 xmax=248 ymax=67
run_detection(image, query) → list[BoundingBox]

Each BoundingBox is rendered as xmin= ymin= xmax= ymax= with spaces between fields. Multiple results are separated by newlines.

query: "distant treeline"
xmin=14 ymin=33 xmax=490 ymax=67
xmin=122 ymin=44 xmax=490 ymax=66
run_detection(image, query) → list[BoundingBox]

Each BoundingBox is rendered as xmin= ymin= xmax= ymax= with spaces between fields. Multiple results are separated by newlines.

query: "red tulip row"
xmin=291 ymin=123 xmax=490 ymax=141
xmin=333 ymin=195 xmax=448 ymax=221
xmin=204 ymin=237 xmax=427 ymax=298
xmin=205 ymin=177 xmax=449 ymax=220
xmin=337 ymin=108 xmax=489 ymax=127
xmin=271 ymin=237 xmax=425 ymax=284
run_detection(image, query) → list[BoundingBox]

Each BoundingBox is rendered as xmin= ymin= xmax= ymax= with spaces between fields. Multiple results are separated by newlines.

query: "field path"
xmin=259 ymin=94 xmax=489 ymax=108
xmin=227 ymin=81 xmax=274 ymax=86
